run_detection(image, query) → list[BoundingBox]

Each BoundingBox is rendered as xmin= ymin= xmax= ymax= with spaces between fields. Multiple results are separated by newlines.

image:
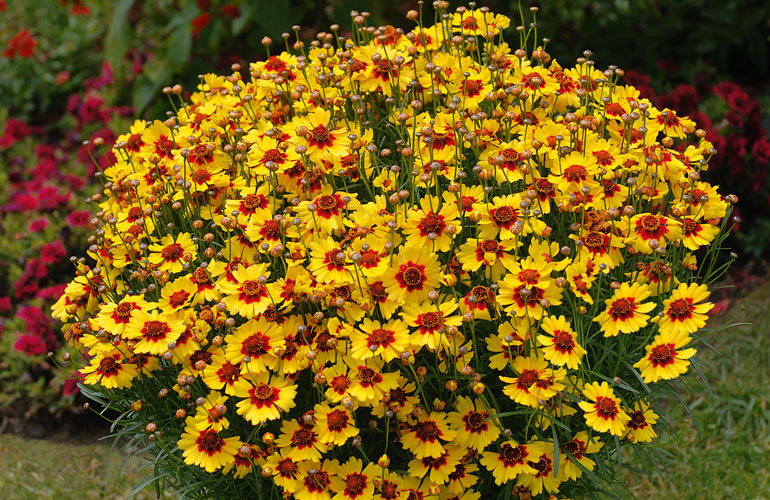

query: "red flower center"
xmin=650 ymin=344 xmax=675 ymax=366
xmin=500 ymin=443 xmax=525 ymax=466
xmin=610 ymin=298 xmax=634 ymax=319
xmin=414 ymin=421 xmax=440 ymax=442
xmin=490 ymin=206 xmax=516 ymax=226
xmin=368 ymin=328 xmax=394 ymax=348
xmin=144 ymin=320 xmax=168 ymax=339
xmin=462 ymin=410 xmax=488 ymax=432
xmin=420 ymin=311 xmax=441 ymax=329
xmin=196 ymin=429 xmax=224 ymax=455
xmin=417 ymin=212 xmax=446 ymax=236
xmin=344 ymin=472 xmax=367 ymax=498
xmin=115 ymin=302 xmax=134 ymax=318
xmin=596 ymin=397 xmax=618 ymax=419
xmin=564 ymin=164 xmax=587 ymax=181
xmin=161 ymin=243 xmax=183 ymax=262
xmin=317 ymin=194 xmax=338 ymax=211
xmin=98 ymin=356 xmax=119 ymax=376
xmin=308 ymin=124 xmax=332 ymax=147
xmin=554 ymin=331 xmax=575 ymax=353
xmin=628 ymin=410 xmax=648 ymax=429
xmin=668 ymin=298 xmax=693 ymax=319
xmin=641 ymin=215 xmax=661 ymax=232
xmin=168 ymin=291 xmax=189 ymax=308
xmin=242 ymin=334 xmax=269 ymax=357
xmin=518 ymin=369 xmax=538 ymax=390
xmin=241 ymin=280 xmax=264 ymax=297
xmin=481 ymin=239 xmax=499 ymax=252
xmin=326 ymin=409 xmax=349 ymax=431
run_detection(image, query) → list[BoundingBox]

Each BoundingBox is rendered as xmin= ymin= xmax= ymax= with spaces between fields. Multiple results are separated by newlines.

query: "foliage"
xmin=56 ymin=3 xmax=738 ymax=499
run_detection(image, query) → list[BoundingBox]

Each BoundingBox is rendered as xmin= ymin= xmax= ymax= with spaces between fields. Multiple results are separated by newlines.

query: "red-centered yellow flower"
xmin=565 ymin=259 xmax=596 ymax=304
xmin=476 ymin=194 xmax=525 ymax=240
xmin=516 ymin=444 xmax=562 ymax=496
xmin=297 ymin=186 xmax=359 ymax=235
xmin=452 ymin=65 xmax=494 ymax=109
xmin=486 ymin=329 xmax=525 ymax=371
xmin=460 ymin=285 xmax=497 ymax=321
xmin=657 ymin=282 xmax=713 ymax=334
xmin=633 ymin=260 xmax=678 ymax=296
xmin=445 ymin=460 xmax=480 ymax=495
xmin=124 ymin=309 xmax=185 ymax=355
xmin=548 ymin=152 xmax=600 ymax=195
xmin=500 ymin=355 xmax=566 ymax=408
xmin=480 ymin=440 xmax=543 ymax=485
xmin=224 ymin=317 xmax=284 ymax=374
xmin=148 ymin=232 xmax=195 ymax=274
xmin=329 ymin=458 xmax=379 ymax=500
xmin=407 ymin=444 xmax=462 ymax=485
xmin=158 ymin=276 xmax=197 ymax=313
xmin=202 ymin=353 xmax=242 ymax=395
xmin=401 ymin=299 xmax=461 ymax=351
xmin=594 ymin=282 xmax=656 ymax=337
xmin=264 ymin=450 xmax=302 ymax=494
xmin=633 ymin=330 xmax=697 ymax=383
xmin=578 ymin=381 xmax=630 ymax=435
xmin=627 ymin=213 xmax=683 ymax=253
xmin=401 ymin=412 xmax=458 ymax=459
xmin=219 ymin=263 xmax=274 ymax=319
xmin=457 ymin=237 xmax=518 ymax=280
xmin=558 ymin=431 xmax=602 ymax=481
xmin=345 ymin=356 xmax=400 ymax=405
xmin=497 ymin=272 xmax=563 ymax=320
xmin=383 ymin=244 xmax=441 ymax=304
xmin=275 ymin=419 xmax=328 ymax=462
xmin=350 ymin=317 xmax=410 ymax=362
xmin=233 ymin=372 xmax=297 ymax=424
xmin=354 ymin=45 xmax=413 ymax=97
xmin=402 ymin=196 xmax=459 ymax=252
xmin=371 ymin=375 xmax=419 ymax=420
xmin=247 ymin=135 xmax=298 ymax=175
xmin=96 ymin=294 xmax=147 ymax=336
xmin=191 ymin=391 xmax=230 ymax=432
xmin=188 ymin=265 xmax=220 ymax=304
xmin=308 ymin=236 xmax=354 ymax=285
xmin=624 ymin=400 xmax=659 ymax=443
xmin=81 ymin=349 xmax=138 ymax=389
xmin=575 ymin=221 xmax=625 ymax=262
xmin=296 ymin=459 xmax=339 ymax=500
xmin=446 ymin=395 xmax=500 ymax=452
xmin=299 ymin=107 xmax=351 ymax=162
xmin=681 ymin=217 xmax=719 ymax=251
xmin=178 ymin=417 xmax=240 ymax=473
xmin=538 ymin=315 xmax=586 ymax=369
xmin=315 ymin=402 xmax=359 ymax=446
xmin=451 ymin=9 xmax=510 ymax=35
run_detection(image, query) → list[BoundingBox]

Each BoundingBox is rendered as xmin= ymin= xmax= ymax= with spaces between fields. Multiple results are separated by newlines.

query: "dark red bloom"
xmin=221 ymin=4 xmax=240 ymax=17
xmin=0 ymin=296 xmax=11 ymax=313
xmin=14 ymin=334 xmax=47 ymax=356
xmin=0 ymin=118 xmax=30 ymax=148
xmin=66 ymin=210 xmax=91 ymax=227
xmin=713 ymin=81 xmax=740 ymax=99
xmin=3 ymin=29 xmax=37 ymax=59
xmin=41 ymin=240 xmax=67 ymax=264
xmin=192 ymin=13 xmax=211 ymax=34
xmin=28 ymin=218 xmax=50 ymax=233
xmin=752 ymin=137 xmax=770 ymax=164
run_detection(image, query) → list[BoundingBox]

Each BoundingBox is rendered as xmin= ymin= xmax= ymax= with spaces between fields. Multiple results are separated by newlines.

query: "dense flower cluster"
xmin=57 ymin=4 xmax=734 ymax=499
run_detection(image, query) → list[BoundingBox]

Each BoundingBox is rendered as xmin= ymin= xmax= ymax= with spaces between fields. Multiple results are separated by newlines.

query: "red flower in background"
xmin=221 ymin=4 xmax=241 ymax=18
xmin=3 ymin=29 xmax=37 ymax=59
xmin=67 ymin=210 xmax=91 ymax=227
xmin=752 ymin=137 xmax=770 ymax=165
xmin=623 ymin=69 xmax=655 ymax=100
xmin=192 ymin=13 xmax=211 ymax=35
xmin=28 ymin=218 xmax=50 ymax=233
xmin=0 ymin=118 xmax=31 ymax=148
xmin=14 ymin=334 xmax=47 ymax=356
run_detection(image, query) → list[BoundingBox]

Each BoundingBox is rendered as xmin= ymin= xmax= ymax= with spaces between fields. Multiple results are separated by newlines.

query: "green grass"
xmin=2 ymin=285 xmax=769 ymax=499
xmin=0 ymin=434 xmax=165 ymax=500
xmin=623 ymin=283 xmax=770 ymax=499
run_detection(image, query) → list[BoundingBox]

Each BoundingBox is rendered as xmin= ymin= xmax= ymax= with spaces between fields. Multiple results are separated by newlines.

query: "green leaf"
xmin=105 ymin=0 xmax=135 ymax=77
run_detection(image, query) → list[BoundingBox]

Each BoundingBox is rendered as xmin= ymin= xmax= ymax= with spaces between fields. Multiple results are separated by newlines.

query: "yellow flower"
xmin=148 ymin=232 xmax=195 ymax=274
xmin=400 ymin=411 xmax=458 ymax=459
xmin=538 ymin=315 xmax=586 ymax=369
xmin=233 ymin=372 xmax=297 ymax=424
xmin=178 ymin=417 xmax=241 ymax=473
xmin=218 ymin=263 xmax=275 ymax=319
xmin=81 ymin=349 xmax=138 ymax=389
xmin=594 ymin=282 xmax=656 ymax=336
xmin=578 ymin=381 xmax=630 ymax=436
xmin=382 ymin=244 xmax=441 ymax=304
xmin=124 ymin=309 xmax=185 ymax=355
xmin=657 ymin=282 xmax=713 ymax=334
xmin=633 ymin=330 xmax=697 ymax=383
xmin=624 ymin=400 xmax=659 ymax=443
xmin=480 ymin=440 xmax=543 ymax=485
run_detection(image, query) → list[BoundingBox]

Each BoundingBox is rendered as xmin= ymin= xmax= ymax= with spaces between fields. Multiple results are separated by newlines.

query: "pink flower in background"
xmin=752 ymin=137 xmax=770 ymax=164
xmin=41 ymin=240 xmax=67 ymax=264
xmin=0 ymin=296 xmax=11 ymax=313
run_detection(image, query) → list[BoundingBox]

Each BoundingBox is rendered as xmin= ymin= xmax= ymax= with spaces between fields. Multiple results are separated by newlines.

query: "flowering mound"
xmin=55 ymin=4 xmax=735 ymax=499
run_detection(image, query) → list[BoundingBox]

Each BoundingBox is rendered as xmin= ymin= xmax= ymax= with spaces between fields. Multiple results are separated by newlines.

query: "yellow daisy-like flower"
xmin=407 ymin=444 xmax=462 ymax=485
xmin=124 ymin=309 xmax=185 ymax=355
xmin=578 ymin=381 xmax=630 ymax=436
xmin=500 ymin=355 xmax=566 ymax=408
xmin=233 ymin=372 xmax=297 ymax=424
xmin=538 ymin=315 xmax=587 ymax=369
xmin=401 ymin=411 xmax=458 ymax=459
xmin=633 ymin=330 xmax=697 ymax=383
xmin=558 ymin=431 xmax=603 ymax=481
xmin=657 ymin=282 xmax=713 ymax=334
xmin=297 ymin=186 xmax=359 ymax=235
xmin=299 ymin=107 xmax=351 ymax=162
xmin=81 ymin=349 xmax=138 ymax=389
xmin=178 ymin=417 xmax=241 ymax=473
xmin=158 ymin=276 xmax=197 ymax=313
xmin=624 ymin=400 xmax=659 ymax=443
xmin=329 ymin=458 xmax=379 ymax=500
xmin=148 ymin=232 xmax=196 ymax=274
xmin=95 ymin=294 xmax=147 ymax=336
xmin=515 ymin=443 xmax=562 ymax=496
xmin=401 ymin=299 xmax=461 ymax=351
xmin=402 ymin=196 xmax=459 ymax=252
xmin=314 ymin=402 xmax=360 ymax=446
xmin=224 ymin=317 xmax=284 ymax=374
xmin=264 ymin=450 xmax=302 ymax=494
xmin=626 ymin=213 xmax=683 ymax=254
xmin=218 ymin=263 xmax=274 ymax=319
xmin=594 ymin=282 xmax=656 ymax=337
xmin=383 ymin=244 xmax=441 ymax=304
xmin=349 ymin=317 xmax=410 ymax=362
xmin=446 ymin=395 xmax=500 ymax=452
xmin=480 ymin=440 xmax=543 ymax=485
xmin=275 ymin=418 xmax=328 ymax=462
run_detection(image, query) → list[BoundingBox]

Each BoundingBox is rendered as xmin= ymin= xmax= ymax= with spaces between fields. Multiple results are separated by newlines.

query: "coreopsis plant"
xmin=55 ymin=3 xmax=736 ymax=499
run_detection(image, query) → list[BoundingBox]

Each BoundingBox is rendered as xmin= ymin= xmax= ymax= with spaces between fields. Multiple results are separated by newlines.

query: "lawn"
xmin=2 ymin=283 xmax=768 ymax=500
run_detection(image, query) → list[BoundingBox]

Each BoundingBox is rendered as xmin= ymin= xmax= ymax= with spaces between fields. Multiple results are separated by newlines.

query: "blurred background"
xmin=0 ymin=1 xmax=768 ymax=498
